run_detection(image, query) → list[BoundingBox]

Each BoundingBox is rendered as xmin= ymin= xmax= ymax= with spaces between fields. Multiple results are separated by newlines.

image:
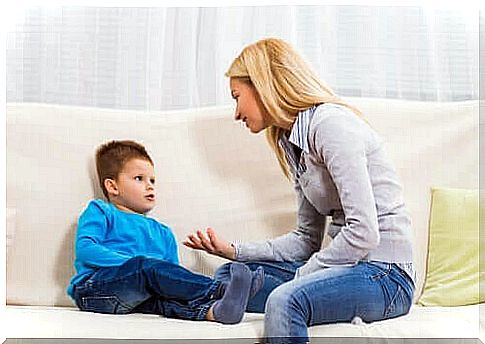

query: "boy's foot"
xmin=215 ymin=265 xmax=265 ymax=299
xmin=250 ymin=266 xmax=264 ymax=298
xmin=212 ymin=262 xmax=252 ymax=324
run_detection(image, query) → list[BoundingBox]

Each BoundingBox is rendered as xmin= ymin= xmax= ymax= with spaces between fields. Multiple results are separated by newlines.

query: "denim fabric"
xmin=216 ymin=261 xmax=414 ymax=344
xmin=215 ymin=261 xmax=305 ymax=313
xmin=72 ymin=256 xmax=220 ymax=320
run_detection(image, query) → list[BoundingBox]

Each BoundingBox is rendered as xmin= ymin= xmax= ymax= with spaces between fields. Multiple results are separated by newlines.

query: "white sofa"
xmin=4 ymin=98 xmax=482 ymax=342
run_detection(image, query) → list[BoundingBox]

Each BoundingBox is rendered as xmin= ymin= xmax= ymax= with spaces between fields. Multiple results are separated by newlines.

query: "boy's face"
xmin=106 ymin=158 xmax=156 ymax=214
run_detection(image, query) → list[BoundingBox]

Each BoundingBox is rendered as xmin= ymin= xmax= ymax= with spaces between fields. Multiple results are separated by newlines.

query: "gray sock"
xmin=216 ymin=265 xmax=265 ymax=299
xmin=250 ymin=266 xmax=264 ymax=298
xmin=212 ymin=262 xmax=252 ymax=324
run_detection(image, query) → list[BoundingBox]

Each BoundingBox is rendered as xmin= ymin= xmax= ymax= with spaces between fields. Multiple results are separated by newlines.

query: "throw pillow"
xmin=418 ymin=187 xmax=482 ymax=306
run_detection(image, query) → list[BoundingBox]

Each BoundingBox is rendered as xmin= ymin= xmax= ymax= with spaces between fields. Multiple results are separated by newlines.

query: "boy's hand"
xmin=183 ymin=227 xmax=236 ymax=260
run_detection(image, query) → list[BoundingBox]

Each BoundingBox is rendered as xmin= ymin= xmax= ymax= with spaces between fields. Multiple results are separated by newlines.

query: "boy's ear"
xmin=104 ymin=178 xmax=119 ymax=196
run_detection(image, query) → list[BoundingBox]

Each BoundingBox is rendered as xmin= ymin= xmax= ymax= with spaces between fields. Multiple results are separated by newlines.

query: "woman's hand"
xmin=183 ymin=227 xmax=236 ymax=260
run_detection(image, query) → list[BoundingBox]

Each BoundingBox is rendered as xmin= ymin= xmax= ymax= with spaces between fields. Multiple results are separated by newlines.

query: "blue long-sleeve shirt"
xmin=67 ymin=199 xmax=179 ymax=298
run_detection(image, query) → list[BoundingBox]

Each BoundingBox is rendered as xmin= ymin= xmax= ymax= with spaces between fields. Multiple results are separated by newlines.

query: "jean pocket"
xmin=80 ymin=295 xmax=131 ymax=314
xmin=381 ymin=282 xmax=410 ymax=318
xmin=368 ymin=261 xmax=392 ymax=280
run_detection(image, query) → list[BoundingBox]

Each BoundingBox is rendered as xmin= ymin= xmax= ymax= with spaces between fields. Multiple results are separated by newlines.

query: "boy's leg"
xmin=72 ymin=259 xmax=148 ymax=314
xmin=211 ymin=262 xmax=253 ymax=324
xmin=134 ymin=257 xmax=221 ymax=301
xmin=213 ymin=266 xmax=265 ymax=299
xmin=73 ymin=256 xmax=221 ymax=314
xmin=214 ymin=261 xmax=305 ymax=313
xmin=159 ymin=262 xmax=256 ymax=323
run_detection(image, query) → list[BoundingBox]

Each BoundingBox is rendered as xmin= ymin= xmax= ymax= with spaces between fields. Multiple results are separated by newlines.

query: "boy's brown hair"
xmin=95 ymin=140 xmax=153 ymax=199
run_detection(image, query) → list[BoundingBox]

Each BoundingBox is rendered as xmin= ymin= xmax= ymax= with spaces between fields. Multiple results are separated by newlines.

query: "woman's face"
xmin=230 ymin=78 xmax=271 ymax=134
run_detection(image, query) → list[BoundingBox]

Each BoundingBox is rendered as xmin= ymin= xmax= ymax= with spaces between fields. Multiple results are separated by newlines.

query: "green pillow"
xmin=418 ymin=187 xmax=482 ymax=306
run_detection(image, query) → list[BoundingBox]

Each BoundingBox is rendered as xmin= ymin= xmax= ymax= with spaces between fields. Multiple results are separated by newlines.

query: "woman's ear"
xmin=104 ymin=178 xmax=119 ymax=196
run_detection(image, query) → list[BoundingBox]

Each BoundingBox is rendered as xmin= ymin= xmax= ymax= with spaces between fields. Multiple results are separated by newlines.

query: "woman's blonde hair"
xmin=226 ymin=38 xmax=362 ymax=179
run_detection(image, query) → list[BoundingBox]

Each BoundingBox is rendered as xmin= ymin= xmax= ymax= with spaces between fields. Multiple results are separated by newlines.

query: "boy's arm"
xmin=76 ymin=201 xmax=132 ymax=268
xmin=161 ymin=224 xmax=180 ymax=265
xmin=169 ymin=232 xmax=180 ymax=265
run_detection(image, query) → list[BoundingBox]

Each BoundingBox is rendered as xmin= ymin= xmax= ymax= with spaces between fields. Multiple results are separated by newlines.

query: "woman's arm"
xmin=183 ymin=180 xmax=326 ymax=262
xmin=233 ymin=181 xmax=326 ymax=262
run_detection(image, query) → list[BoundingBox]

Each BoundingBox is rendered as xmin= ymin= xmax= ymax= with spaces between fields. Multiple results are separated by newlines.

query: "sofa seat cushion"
xmin=4 ymin=304 xmax=481 ymax=340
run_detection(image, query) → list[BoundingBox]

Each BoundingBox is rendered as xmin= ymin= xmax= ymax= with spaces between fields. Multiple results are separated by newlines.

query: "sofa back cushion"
xmin=418 ymin=187 xmax=481 ymax=306
xmin=6 ymin=99 xmax=478 ymax=306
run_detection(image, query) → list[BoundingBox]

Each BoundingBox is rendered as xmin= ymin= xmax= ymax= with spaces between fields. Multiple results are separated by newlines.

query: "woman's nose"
xmin=234 ymin=108 xmax=241 ymax=121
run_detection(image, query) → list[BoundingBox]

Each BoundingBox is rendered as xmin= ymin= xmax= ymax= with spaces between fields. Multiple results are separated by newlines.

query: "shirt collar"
xmin=288 ymin=105 xmax=317 ymax=154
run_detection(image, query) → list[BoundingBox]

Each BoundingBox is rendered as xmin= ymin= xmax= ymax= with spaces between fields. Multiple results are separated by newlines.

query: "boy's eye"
xmin=134 ymin=176 xmax=143 ymax=181
xmin=150 ymin=179 xmax=156 ymax=184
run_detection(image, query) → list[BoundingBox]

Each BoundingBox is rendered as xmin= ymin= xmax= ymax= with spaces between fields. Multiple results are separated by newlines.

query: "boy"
xmin=67 ymin=140 xmax=263 ymax=324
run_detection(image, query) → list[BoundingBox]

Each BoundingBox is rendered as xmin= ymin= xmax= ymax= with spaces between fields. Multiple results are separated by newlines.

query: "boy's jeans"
xmin=215 ymin=260 xmax=414 ymax=343
xmin=72 ymin=256 xmax=221 ymax=320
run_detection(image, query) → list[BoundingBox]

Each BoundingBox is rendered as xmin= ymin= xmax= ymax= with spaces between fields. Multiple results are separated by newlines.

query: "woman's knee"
xmin=265 ymin=283 xmax=311 ymax=320
xmin=265 ymin=284 xmax=294 ymax=314
xmin=264 ymin=283 xmax=311 ymax=340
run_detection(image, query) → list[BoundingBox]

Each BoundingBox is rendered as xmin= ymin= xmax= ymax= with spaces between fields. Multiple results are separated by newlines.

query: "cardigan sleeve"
xmin=235 ymin=179 xmax=326 ymax=262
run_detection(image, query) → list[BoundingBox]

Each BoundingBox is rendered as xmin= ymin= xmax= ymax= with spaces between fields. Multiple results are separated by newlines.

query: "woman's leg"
xmin=214 ymin=261 xmax=305 ymax=313
xmin=264 ymin=261 xmax=415 ymax=344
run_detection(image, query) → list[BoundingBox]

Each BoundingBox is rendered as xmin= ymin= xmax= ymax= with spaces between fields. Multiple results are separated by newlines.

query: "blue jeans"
xmin=215 ymin=260 xmax=414 ymax=343
xmin=215 ymin=261 xmax=305 ymax=313
xmin=72 ymin=256 xmax=221 ymax=320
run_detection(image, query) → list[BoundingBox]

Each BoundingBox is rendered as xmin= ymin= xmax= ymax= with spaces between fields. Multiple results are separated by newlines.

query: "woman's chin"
xmin=248 ymin=125 xmax=263 ymax=134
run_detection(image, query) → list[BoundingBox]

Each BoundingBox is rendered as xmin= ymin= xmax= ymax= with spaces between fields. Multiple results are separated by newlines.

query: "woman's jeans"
xmin=215 ymin=260 xmax=415 ymax=343
xmin=72 ymin=256 xmax=220 ymax=320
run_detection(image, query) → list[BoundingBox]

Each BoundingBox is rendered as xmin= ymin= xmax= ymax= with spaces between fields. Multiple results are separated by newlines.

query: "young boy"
xmin=67 ymin=140 xmax=263 ymax=324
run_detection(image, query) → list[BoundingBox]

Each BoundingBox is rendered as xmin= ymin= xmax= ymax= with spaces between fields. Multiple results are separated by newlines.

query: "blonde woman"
xmin=184 ymin=38 xmax=415 ymax=343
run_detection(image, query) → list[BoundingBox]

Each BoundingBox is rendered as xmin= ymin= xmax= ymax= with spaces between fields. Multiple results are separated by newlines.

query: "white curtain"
xmin=6 ymin=6 xmax=480 ymax=111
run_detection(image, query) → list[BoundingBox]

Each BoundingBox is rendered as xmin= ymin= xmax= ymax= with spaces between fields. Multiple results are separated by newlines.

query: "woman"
xmin=183 ymin=38 xmax=415 ymax=343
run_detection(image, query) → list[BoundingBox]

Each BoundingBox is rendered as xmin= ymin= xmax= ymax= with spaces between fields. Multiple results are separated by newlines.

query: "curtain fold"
xmin=6 ymin=6 xmax=480 ymax=111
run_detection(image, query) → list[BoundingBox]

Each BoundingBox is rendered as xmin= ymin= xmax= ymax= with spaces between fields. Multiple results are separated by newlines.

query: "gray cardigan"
xmin=234 ymin=103 xmax=414 ymax=280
